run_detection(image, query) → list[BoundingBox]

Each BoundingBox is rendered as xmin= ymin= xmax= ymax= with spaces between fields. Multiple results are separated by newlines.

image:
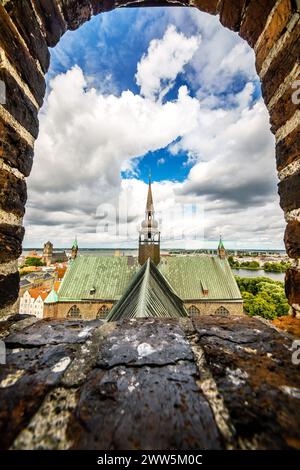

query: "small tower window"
xmin=188 ymin=305 xmax=200 ymax=316
xmin=215 ymin=306 xmax=229 ymax=316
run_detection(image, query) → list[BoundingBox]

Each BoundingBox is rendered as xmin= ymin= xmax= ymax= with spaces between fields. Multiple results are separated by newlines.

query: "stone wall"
xmin=45 ymin=300 xmax=242 ymax=320
xmin=0 ymin=0 xmax=299 ymax=316
xmin=0 ymin=315 xmax=299 ymax=449
xmin=185 ymin=301 xmax=244 ymax=316
xmin=44 ymin=301 xmax=114 ymax=319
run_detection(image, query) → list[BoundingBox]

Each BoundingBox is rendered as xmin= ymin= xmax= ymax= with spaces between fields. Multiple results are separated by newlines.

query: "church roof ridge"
xmin=107 ymin=257 xmax=188 ymax=321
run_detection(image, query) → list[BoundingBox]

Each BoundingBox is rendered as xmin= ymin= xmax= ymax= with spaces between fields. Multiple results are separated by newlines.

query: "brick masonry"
xmin=44 ymin=301 xmax=114 ymax=320
xmin=0 ymin=0 xmax=299 ymax=315
xmin=44 ymin=299 xmax=243 ymax=320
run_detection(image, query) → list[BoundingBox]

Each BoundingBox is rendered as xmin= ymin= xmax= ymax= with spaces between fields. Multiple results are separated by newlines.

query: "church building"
xmin=44 ymin=179 xmax=243 ymax=320
xmin=42 ymin=241 xmax=68 ymax=266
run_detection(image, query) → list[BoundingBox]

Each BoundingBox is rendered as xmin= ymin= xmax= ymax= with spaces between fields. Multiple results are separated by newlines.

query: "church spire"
xmin=71 ymin=236 xmax=78 ymax=260
xmin=218 ymin=234 xmax=226 ymax=259
xmin=146 ymin=174 xmax=154 ymax=213
xmin=138 ymin=175 xmax=160 ymax=266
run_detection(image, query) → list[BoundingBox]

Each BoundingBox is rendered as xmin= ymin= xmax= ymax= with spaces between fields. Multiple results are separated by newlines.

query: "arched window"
xmin=67 ymin=305 xmax=81 ymax=318
xmin=97 ymin=305 xmax=110 ymax=319
xmin=188 ymin=305 xmax=200 ymax=316
xmin=215 ymin=306 xmax=229 ymax=316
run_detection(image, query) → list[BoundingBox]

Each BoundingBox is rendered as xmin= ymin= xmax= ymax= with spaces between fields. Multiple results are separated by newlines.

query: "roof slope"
xmin=28 ymin=287 xmax=50 ymax=301
xmin=58 ymin=256 xmax=138 ymax=301
xmin=159 ymin=256 xmax=242 ymax=301
xmin=58 ymin=255 xmax=241 ymax=303
xmin=44 ymin=289 xmax=58 ymax=304
xmin=107 ymin=258 xmax=188 ymax=321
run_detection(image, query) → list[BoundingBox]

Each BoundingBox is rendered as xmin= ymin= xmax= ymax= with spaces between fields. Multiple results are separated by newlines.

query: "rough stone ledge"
xmin=0 ymin=315 xmax=299 ymax=450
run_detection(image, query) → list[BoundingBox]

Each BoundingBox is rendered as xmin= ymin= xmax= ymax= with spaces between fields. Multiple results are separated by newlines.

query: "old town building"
xmin=42 ymin=241 xmax=68 ymax=266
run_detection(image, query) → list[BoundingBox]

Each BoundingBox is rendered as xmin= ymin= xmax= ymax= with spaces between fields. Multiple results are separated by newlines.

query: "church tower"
xmin=138 ymin=176 xmax=160 ymax=266
xmin=218 ymin=235 xmax=226 ymax=259
xmin=71 ymin=237 xmax=78 ymax=260
xmin=43 ymin=241 xmax=53 ymax=266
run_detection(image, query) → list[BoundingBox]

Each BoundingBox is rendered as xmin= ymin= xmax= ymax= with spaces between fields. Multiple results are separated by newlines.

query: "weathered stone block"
xmin=31 ymin=0 xmax=67 ymax=48
xmin=5 ymin=319 xmax=102 ymax=347
xmin=255 ymin=0 xmax=293 ymax=73
xmin=0 ymin=224 xmax=24 ymax=264
xmin=191 ymin=0 xmax=219 ymax=14
xmin=90 ymin=0 xmax=115 ymax=15
xmin=0 ymin=169 xmax=27 ymax=217
xmin=276 ymin=123 xmax=300 ymax=171
xmin=0 ymin=271 xmax=19 ymax=308
xmin=193 ymin=315 xmax=300 ymax=449
xmin=0 ymin=69 xmax=39 ymax=139
xmin=284 ymin=220 xmax=300 ymax=258
xmin=97 ymin=318 xmax=194 ymax=368
xmin=0 ymin=117 xmax=34 ymax=177
xmin=240 ymin=0 xmax=276 ymax=48
xmin=269 ymin=76 xmax=300 ymax=133
xmin=285 ymin=268 xmax=300 ymax=304
xmin=261 ymin=22 xmax=300 ymax=104
xmin=0 ymin=4 xmax=45 ymax=107
xmin=59 ymin=0 xmax=92 ymax=30
xmin=4 ymin=0 xmax=50 ymax=73
xmin=278 ymin=171 xmax=300 ymax=212
xmin=71 ymin=363 xmax=222 ymax=450
xmin=219 ymin=0 xmax=246 ymax=32
xmin=0 ymin=342 xmax=78 ymax=449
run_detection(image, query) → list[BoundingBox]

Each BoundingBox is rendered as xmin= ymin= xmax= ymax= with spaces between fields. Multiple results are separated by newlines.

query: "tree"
xmin=23 ymin=257 xmax=45 ymax=267
xmin=240 ymin=260 xmax=260 ymax=270
xmin=235 ymin=276 xmax=289 ymax=320
xmin=263 ymin=261 xmax=291 ymax=272
xmin=228 ymin=256 xmax=240 ymax=268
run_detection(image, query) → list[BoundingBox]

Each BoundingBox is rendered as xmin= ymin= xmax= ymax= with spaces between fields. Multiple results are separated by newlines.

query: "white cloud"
xmin=30 ymin=65 xmax=200 ymax=195
xmin=24 ymin=9 xmax=285 ymax=250
xmin=135 ymin=24 xmax=200 ymax=101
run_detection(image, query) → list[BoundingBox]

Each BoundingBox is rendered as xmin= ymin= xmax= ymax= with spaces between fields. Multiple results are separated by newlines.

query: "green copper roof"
xmin=72 ymin=236 xmax=78 ymax=249
xmin=58 ymin=255 xmax=241 ymax=303
xmin=44 ymin=289 xmax=58 ymax=304
xmin=58 ymin=256 xmax=138 ymax=302
xmin=159 ymin=256 xmax=241 ymax=301
xmin=107 ymin=258 xmax=188 ymax=321
xmin=218 ymin=237 xmax=225 ymax=250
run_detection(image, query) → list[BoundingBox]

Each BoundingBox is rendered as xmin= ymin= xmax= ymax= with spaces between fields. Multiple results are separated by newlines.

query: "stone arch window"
xmin=188 ymin=305 xmax=200 ymax=316
xmin=67 ymin=305 xmax=81 ymax=318
xmin=215 ymin=306 xmax=229 ymax=316
xmin=97 ymin=305 xmax=110 ymax=319
xmin=0 ymin=2 xmax=299 ymax=318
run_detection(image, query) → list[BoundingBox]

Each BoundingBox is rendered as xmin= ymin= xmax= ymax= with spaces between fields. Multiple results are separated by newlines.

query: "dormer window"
xmin=90 ymin=287 xmax=96 ymax=295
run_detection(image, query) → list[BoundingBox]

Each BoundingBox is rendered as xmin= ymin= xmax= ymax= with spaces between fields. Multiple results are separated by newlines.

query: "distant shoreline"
xmin=22 ymin=248 xmax=287 ymax=253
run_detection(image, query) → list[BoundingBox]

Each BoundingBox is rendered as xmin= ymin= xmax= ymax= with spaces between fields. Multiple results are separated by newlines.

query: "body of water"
xmin=232 ymin=268 xmax=285 ymax=282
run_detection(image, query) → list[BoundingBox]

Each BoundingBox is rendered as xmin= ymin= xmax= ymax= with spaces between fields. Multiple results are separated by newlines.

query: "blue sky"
xmin=24 ymin=7 xmax=284 ymax=250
